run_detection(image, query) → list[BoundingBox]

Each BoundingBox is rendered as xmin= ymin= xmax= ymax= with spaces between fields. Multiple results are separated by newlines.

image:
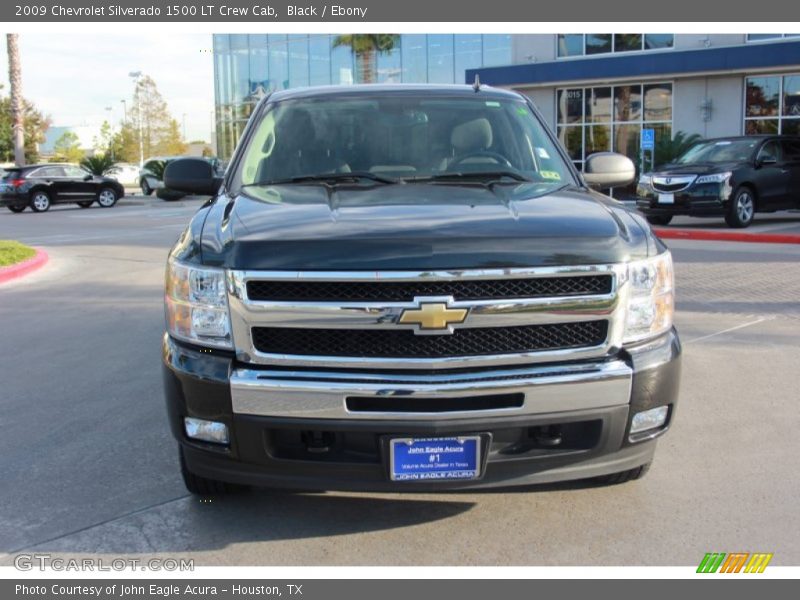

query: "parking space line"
xmin=684 ymin=316 xmax=773 ymax=344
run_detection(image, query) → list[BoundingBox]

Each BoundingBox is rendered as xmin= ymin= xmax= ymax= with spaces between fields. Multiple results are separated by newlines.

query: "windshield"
xmin=234 ymin=94 xmax=573 ymax=191
xmin=675 ymin=139 xmax=759 ymax=164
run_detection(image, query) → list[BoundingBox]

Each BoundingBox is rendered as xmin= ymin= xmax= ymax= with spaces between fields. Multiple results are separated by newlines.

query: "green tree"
xmin=332 ymin=34 xmax=399 ymax=83
xmin=655 ymin=131 xmax=703 ymax=168
xmin=128 ymin=75 xmax=187 ymax=159
xmin=0 ymin=89 xmax=50 ymax=164
xmin=51 ymin=131 xmax=84 ymax=163
xmin=108 ymin=123 xmax=140 ymax=163
xmin=80 ymin=154 xmax=116 ymax=176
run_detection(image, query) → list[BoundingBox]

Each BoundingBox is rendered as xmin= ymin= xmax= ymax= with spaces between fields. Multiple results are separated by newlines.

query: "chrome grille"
xmin=228 ymin=265 xmax=628 ymax=370
xmin=652 ymin=175 xmax=696 ymax=193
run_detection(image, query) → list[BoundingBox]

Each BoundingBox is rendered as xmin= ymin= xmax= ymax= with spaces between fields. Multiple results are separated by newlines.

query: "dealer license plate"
xmin=389 ymin=436 xmax=481 ymax=482
xmin=658 ymin=193 xmax=675 ymax=204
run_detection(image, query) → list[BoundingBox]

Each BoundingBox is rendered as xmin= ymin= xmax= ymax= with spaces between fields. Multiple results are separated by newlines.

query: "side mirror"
xmin=84 ymin=174 xmax=93 ymax=181
xmin=164 ymin=158 xmax=222 ymax=195
xmin=583 ymin=152 xmax=636 ymax=189
xmin=757 ymin=154 xmax=777 ymax=167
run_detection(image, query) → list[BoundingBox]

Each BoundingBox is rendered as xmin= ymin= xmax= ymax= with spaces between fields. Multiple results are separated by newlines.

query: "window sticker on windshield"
xmin=536 ymin=147 xmax=551 ymax=159
xmin=516 ymin=107 xmax=528 ymax=116
xmin=540 ymin=170 xmax=562 ymax=180
xmin=715 ymin=141 xmax=732 ymax=145
xmin=485 ymin=101 xmax=501 ymax=107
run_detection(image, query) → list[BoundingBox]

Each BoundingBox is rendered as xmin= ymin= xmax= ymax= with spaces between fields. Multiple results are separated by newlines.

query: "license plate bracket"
xmin=387 ymin=435 xmax=487 ymax=482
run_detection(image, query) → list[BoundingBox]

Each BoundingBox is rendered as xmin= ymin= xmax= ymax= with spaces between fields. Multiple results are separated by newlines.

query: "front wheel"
xmin=30 ymin=190 xmax=51 ymax=212
xmin=96 ymin=188 xmax=118 ymax=208
xmin=594 ymin=462 xmax=651 ymax=485
xmin=7 ymin=205 xmax=26 ymax=213
xmin=179 ymin=447 xmax=244 ymax=496
xmin=141 ymin=179 xmax=153 ymax=196
xmin=725 ymin=187 xmax=755 ymax=228
xmin=646 ymin=215 xmax=673 ymax=226
xmin=77 ymin=201 xmax=94 ymax=209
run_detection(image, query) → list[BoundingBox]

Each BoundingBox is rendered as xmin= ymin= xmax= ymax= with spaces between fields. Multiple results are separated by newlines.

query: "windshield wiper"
xmin=406 ymin=170 xmax=532 ymax=185
xmin=243 ymin=171 xmax=399 ymax=187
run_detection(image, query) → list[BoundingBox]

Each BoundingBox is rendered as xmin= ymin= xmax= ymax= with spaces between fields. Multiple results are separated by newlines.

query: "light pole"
xmin=182 ymin=113 xmax=187 ymax=141
xmin=120 ymin=99 xmax=127 ymax=124
xmin=104 ymin=106 xmax=115 ymax=160
xmin=128 ymin=71 xmax=144 ymax=166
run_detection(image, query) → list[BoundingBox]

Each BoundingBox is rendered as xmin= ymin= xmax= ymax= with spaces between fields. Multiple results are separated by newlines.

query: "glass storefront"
xmin=213 ymin=34 xmax=512 ymax=158
xmin=556 ymin=82 xmax=673 ymax=198
xmin=745 ymin=74 xmax=800 ymax=135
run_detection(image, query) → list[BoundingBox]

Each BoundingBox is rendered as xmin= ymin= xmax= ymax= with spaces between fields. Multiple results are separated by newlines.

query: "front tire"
xmin=30 ymin=190 xmax=51 ymax=212
xmin=96 ymin=187 xmax=118 ymax=208
xmin=725 ymin=186 xmax=755 ymax=228
xmin=141 ymin=179 xmax=153 ymax=196
xmin=179 ymin=447 xmax=243 ymax=496
xmin=646 ymin=215 xmax=673 ymax=226
xmin=594 ymin=462 xmax=651 ymax=485
xmin=7 ymin=205 xmax=26 ymax=213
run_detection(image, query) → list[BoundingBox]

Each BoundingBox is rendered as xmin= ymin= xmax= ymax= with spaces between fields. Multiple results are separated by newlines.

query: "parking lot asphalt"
xmin=0 ymin=196 xmax=798 ymax=566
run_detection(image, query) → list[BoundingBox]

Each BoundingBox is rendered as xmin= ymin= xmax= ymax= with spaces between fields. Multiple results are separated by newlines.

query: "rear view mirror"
xmin=164 ymin=158 xmax=222 ymax=196
xmin=583 ymin=152 xmax=636 ymax=189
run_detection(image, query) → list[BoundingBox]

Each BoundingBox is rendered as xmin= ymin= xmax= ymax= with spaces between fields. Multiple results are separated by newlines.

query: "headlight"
xmin=623 ymin=251 xmax=674 ymax=344
xmin=165 ymin=258 xmax=232 ymax=349
xmin=695 ymin=171 xmax=731 ymax=184
xmin=638 ymin=174 xmax=652 ymax=187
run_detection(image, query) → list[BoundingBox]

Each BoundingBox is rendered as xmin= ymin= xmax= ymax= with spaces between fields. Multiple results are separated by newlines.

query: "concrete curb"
xmin=654 ymin=228 xmax=800 ymax=245
xmin=0 ymin=249 xmax=49 ymax=284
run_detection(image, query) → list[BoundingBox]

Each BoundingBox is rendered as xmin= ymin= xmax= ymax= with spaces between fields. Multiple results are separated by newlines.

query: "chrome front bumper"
xmin=230 ymin=359 xmax=632 ymax=421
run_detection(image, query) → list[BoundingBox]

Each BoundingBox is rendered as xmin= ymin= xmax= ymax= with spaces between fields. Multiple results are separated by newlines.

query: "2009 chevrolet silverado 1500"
xmin=161 ymin=84 xmax=681 ymax=494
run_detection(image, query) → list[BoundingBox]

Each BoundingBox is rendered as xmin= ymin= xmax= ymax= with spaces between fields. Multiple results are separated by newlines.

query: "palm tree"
xmin=332 ymin=35 xmax=399 ymax=84
xmin=6 ymin=34 xmax=25 ymax=166
xmin=655 ymin=131 xmax=703 ymax=168
xmin=81 ymin=154 xmax=116 ymax=176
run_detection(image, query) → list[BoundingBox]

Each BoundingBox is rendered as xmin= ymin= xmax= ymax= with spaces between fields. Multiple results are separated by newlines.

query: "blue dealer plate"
xmin=389 ymin=436 xmax=481 ymax=482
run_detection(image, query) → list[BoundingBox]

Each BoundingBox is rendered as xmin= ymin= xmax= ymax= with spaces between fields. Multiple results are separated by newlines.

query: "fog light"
xmin=630 ymin=406 xmax=669 ymax=435
xmin=184 ymin=417 xmax=229 ymax=445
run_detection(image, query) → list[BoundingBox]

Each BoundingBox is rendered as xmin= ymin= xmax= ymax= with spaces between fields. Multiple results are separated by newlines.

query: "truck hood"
xmin=198 ymin=183 xmax=652 ymax=270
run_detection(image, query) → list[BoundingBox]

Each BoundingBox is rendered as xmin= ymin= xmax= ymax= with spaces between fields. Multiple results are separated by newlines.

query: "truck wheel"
xmin=179 ymin=447 xmax=242 ymax=495
xmin=725 ymin=186 xmax=755 ymax=228
xmin=646 ymin=215 xmax=672 ymax=226
xmin=594 ymin=462 xmax=651 ymax=485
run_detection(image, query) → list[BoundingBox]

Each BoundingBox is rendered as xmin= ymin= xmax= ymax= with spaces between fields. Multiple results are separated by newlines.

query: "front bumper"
xmin=636 ymin=184 xmax=729 ymax=217
xmin=163 ymin=329 xmax=681 ymax=491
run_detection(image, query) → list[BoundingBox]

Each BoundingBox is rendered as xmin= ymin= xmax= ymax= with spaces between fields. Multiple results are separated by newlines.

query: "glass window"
xmin=230 ymin=35 xmax=250 ymax=105
xmin=644 ymin=83 xmax=673 ymax=122
xmin=427 ymin=35 xmax=454 ymax=83
xmin=614 ymin=34 xmax=642 ymax=52
xmin=747 ymin=34 xmax=789 ymax=41
xmin=585 ymin=87 xmax=612 ymax=123
xmin=557 ymin=126 xmax=584 ymax=162
xmin=455 ymin=35 xmax=483 ymax=83
xmin=288 ymin=35 xmax=310 ymax=88
xmin=377 ymin=46 xmax=402 ymax=83
xmin=746 ymin=76 xmax=780 ymax=117
xmin=586 ymin=34 xmax=612 ymax=55
xmin=757 ymin=140 xmax=782 ymax=162
xmin=557 ymin=34 xmax=584 ymax=58
xmin=268 ymin=35 xmax=289 ymax=91
xmin=557 ymin=88 xmax=584 ymax=124
xmin=330 ymin=42 xmax=353 ymax=85
xmin=585 ymin=125 xmax=611 ymax=156
xmin=248 ymin=35 xmax=269 ymax=96
xmin=783 ymin=75 xmax=800 ymax=116
xmin=645 ymin=34 xmax=674 ymax=49
xmin=745 ymin=119 xmax=779 ymax=134
xmin=482 ymin=35 xmax=512 ymax=67
xmin=309 ymin=35 xmax=331 ymax=86
xmin=783 ymin=119 xmax=800 ymax=135
xmin=401 ymin=34 xmax=427 ymax=83
xmin=614 ymin=85 xmax=642 ymax=122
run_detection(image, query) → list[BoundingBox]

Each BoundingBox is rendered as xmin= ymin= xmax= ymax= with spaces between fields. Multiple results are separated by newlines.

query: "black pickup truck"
xmin=162 ymin=84 xmax=681 ymax=494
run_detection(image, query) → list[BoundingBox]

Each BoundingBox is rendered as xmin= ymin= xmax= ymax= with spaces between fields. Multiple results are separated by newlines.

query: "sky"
xmin=0 ymin=33 xmax=214 ymax=144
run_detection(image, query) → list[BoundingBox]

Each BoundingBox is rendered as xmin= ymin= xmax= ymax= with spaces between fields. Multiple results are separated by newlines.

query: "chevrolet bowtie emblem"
xmin=398 ymin=301 xmax=468 ymax=333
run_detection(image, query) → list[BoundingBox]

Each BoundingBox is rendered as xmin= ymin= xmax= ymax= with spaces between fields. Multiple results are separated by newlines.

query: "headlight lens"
xmin=165 ymin=258 xmax=232 ymax=349
xmin=695 ymin=171 xmax=732 ymax=184
xmin=623 ymin=251 xmax=674 ymax=344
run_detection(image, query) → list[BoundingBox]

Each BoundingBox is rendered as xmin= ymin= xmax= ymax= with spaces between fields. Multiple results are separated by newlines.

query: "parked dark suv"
xmin=1 ymin=163 xmax=124 ymax=213
xmin=637 ymin=135 xmax=800 ymax=228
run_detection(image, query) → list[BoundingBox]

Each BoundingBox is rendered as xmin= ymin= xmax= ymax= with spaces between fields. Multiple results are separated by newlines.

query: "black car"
xmin=159 ymin=84 xmax=681 ymax=495
xmin=0 ymin=163 xmax=125 ymax=213
xmin=636 ymin=135 xmax=800 ymax=228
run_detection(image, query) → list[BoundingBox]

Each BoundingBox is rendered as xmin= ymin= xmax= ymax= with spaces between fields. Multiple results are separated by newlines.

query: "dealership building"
xmin=213 ymin=33 xmax=800 ymax=194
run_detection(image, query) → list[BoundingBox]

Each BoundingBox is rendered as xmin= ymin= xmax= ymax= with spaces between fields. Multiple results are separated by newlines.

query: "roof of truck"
xmin=267 ymin=83 xmax=524 ymax=103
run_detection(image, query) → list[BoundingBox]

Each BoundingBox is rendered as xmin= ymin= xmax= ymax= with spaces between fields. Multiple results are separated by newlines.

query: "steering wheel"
xmin=447 ymin=151 xmax=513 ymax=170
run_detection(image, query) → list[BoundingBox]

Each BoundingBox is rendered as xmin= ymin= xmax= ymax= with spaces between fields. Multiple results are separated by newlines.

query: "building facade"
xmin=213 ymin=33 xmax=800 ymax=196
